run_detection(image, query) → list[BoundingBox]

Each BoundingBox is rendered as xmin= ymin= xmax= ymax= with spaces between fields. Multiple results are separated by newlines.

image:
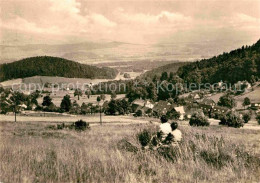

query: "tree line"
xmin=0 ymin=56 xmax=118 ymax=82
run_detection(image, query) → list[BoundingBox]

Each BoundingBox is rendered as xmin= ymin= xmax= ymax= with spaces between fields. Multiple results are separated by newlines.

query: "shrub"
xmin=74 ymin=120 xmax=90 ymax=131
xmin=256 ymin=114 xmax=260 ymax=125
xmin=137 ymin=129 xmax=153 ymax=147
xmin=57 ymin=123 xmax=66 ymax=130
xmin=166 ymin=110 xmax=180 ymax=120
xmin=218 ymin=94 xmax=236 ymax=108
xmin=242 ymin=113 xmax=251 ymax=123
xmin=134 ymin=109 xmax=143 ymax=117
xmin=213 ymin=112 xmax=225 ymax=120
xmin=219 ymin=111 xmax=244 ymax=128
xmin=189 ymin=112 xmax=210 ymax=126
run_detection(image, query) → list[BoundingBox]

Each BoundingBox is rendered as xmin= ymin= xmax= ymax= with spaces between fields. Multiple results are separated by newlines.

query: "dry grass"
xmin=0 ymin=121 xmax=260 ymax=183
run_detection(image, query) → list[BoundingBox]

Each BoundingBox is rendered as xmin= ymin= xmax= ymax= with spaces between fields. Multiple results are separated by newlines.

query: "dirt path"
xmin=0 ymin=114 xmax=151 ymax=125
xmin=1 ymin=114 xmax=260 ymax=130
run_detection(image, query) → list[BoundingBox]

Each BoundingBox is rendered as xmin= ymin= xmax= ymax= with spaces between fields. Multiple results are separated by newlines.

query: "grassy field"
xmin=37 ymin=94 xmax=126 ymax=107
xmin=235 ymin=86 xmax=260 ymax=109
xmin=1 ymin=121 xmax=260 ymax=183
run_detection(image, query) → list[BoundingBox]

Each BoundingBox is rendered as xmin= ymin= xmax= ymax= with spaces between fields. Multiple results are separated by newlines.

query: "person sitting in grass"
xmin=150 ymin=116 xmax=182 ymax=149
xmin=159 ymin=115 xmax=172 ymax=141
xmin=169 ymin=122 xmax=182 ymax=145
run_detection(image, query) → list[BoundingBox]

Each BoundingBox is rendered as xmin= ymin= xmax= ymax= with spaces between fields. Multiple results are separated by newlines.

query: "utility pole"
xmin=97 ymin=96 xmax=102 ymax=125
xmin=14 ymin=106 xmax=17 ymax=122
xmin=100 ymin=105 xmax=102 ymax=125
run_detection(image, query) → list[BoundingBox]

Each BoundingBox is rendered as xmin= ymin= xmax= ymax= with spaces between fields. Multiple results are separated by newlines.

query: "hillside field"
xmin=235 ymin=86 xmax=260 ymax=109
xmin=1 ymin=119 xmax=260 ymax=183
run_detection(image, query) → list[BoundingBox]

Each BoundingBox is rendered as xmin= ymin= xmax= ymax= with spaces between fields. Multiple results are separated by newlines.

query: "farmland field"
xmin=235 ymin=86 xmax=260 ymax=109
xmin=1 ymin=118 xmax=260 ymax=183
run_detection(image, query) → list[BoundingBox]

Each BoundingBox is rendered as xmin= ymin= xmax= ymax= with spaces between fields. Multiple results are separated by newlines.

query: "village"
xmin=1 ymin=78 xmax=260 ymax=128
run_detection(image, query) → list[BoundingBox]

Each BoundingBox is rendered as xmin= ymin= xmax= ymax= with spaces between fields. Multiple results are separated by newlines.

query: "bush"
xmin=189 ymin=112 xmax=210 ymax=126
xmin=166 ymin=110 xmax=180 ymax=120
xmin=57 ymin=123 xmax=65 ymax=130
xmin=137 ymin=129 xmax=153 ymax=147
xmin=212 ymin=111 xmax=225 ymax=120
xmin=242 ymin=113 xmax=251 ymax=123
xmin=134 ymin=109 xmax=143 ymax=117
xmin=256 ymin=114 xmax=260 ymax=125
xmin=220 ymin=111 xmax=244 ymax=128
xmin=74 ymin=120 xmax=90 ymax=131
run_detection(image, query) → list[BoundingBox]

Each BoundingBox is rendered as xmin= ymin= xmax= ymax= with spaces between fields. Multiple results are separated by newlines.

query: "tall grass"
xmin=0 ymin=122 xmax=260 ymax=183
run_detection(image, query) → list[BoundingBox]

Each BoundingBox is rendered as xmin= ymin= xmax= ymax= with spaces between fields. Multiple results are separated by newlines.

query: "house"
xmin=217 ymin=80 xmax=224 ymax=88
xmin=234 ymin=81 xmax=252 ymax=92
xmin=153 ymin=100 xmax=173 ymax=115
xmin=18 ymin=104 xmax=27 ymax=110
xmin=144 ymin=100 xmax=155 ymax=109
xmin=212 ymin=106 xmax=230 ymax=114
xmin=133 ymin=99 xmax=155 ymax=109
xmin=102 ymin=101 xmax=109 ymax=110
xmin=200 ymin=99 xmax=216 ymax=106
xmin=251 ymin=103 xmax=260 ymax=109
xmin=184 ymin=107 xmax=203 ymax=119
xmin=134 ymin=106 xmax=150 ymax=116
xmin=194 ymin=94 xmax=200 ymax=100
xmin=22 ymin=90 xmax=31 ymax=95
xmin=188 ymin=92 xmax=201 ymax=100
xmin=173 ymin=106 xmax=185 ymax=120
xmin=199 ymin=103 xmax=212 ymax=113
xmin=184 ymin=97 xmax=195 ymax=105
xmin=132 ymin=99 xmax=146 ymax=107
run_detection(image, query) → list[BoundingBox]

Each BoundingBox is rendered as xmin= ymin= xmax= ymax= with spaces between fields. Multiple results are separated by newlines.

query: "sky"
xmin=0 ymin=0 xmax=260 ymax=45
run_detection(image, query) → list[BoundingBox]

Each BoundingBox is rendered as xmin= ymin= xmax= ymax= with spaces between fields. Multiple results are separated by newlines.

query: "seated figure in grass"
xmin=151 ymin=115 xmax=182 ymax=148
xmin=159 ymin=115 xmax=172 ymax=141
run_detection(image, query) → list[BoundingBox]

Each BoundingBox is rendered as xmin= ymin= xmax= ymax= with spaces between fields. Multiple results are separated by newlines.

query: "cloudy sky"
xmin=0 ymin=0 xmax=260 ymax=45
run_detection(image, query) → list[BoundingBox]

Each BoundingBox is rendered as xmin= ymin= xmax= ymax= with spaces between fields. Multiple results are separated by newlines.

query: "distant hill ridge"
xmin=174 ymin=39 xmax=260 ymax=84
xmin=142 ymin=62 xmax=189 ymax=78
xmin=0 ymin=56 xmax=118 ymax=82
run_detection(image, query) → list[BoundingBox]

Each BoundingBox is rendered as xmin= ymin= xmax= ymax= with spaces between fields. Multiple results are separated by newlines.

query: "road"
xmin=1 ymin=114 xmax=260 ymax=130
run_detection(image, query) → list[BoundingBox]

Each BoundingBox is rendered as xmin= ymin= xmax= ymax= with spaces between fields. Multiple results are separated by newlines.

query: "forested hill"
xmin=177 ymin=39 xmax=260 ymax=84
xmin=142 ymin=62 xmax=189 ymax=79
xmin=0 ymin=56 xmax=118 ymax=82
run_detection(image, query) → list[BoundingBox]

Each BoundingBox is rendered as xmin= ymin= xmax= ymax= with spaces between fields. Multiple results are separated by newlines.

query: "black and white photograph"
xmin=0 ymin=0 xmax=260 ymax=182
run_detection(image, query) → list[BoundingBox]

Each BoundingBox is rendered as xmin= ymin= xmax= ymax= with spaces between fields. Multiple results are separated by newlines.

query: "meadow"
xmin=1 ymin=120 xmax=260 ymax=183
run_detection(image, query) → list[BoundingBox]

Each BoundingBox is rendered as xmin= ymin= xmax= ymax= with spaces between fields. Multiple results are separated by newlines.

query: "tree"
xmin=60 ymin=95 xmax=71 ymax=112
xmin=135 ymin=109 xmax=143 ymax=117
xmin=218 ymin=94 xmax=236 ymax=109
xmin=166 ymin=109 xmax=181 ymax=120
xmin=219 ymin=111 xmax=244 ymax=128
xmin=30 ymin=90 xmax=40 ymax=105
xmin=106 ymin=99 xmax=117 ymax=115
xmin=169 ymin=72 xmax=174 ymax=81
xmin=69 ymin=100 xmax=81 ymax=114
xmin=242 ymin=113 xmax=251 ymax=123
xmin=160 ymin=72 xmax=168 ymax=81
xmin=42 ymin=95 xmax=52 ymax=107
xmin=111 ymin=92 xmax=117 ymax=100
xmin=105 ymin=99 xmax=130 ymax=115
xmin=85 ymin=90 xmax=91 ymax=99
xmin=10 ymin=92 xmax=26 ymax=122
xmin=147 ymin=83 xmax=158 ymax=101
xmin=74 ymin=89 xmax=82 ymax=100
xmin=242 ymin=97 xmax=251 ymax=109
xmin=256 ymin=114 xmax=260 ymax=125
xmin=97 ymin=96 xmax=101 ymax=103
xmin=189 ymin=112 xmax=209 ymax=126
